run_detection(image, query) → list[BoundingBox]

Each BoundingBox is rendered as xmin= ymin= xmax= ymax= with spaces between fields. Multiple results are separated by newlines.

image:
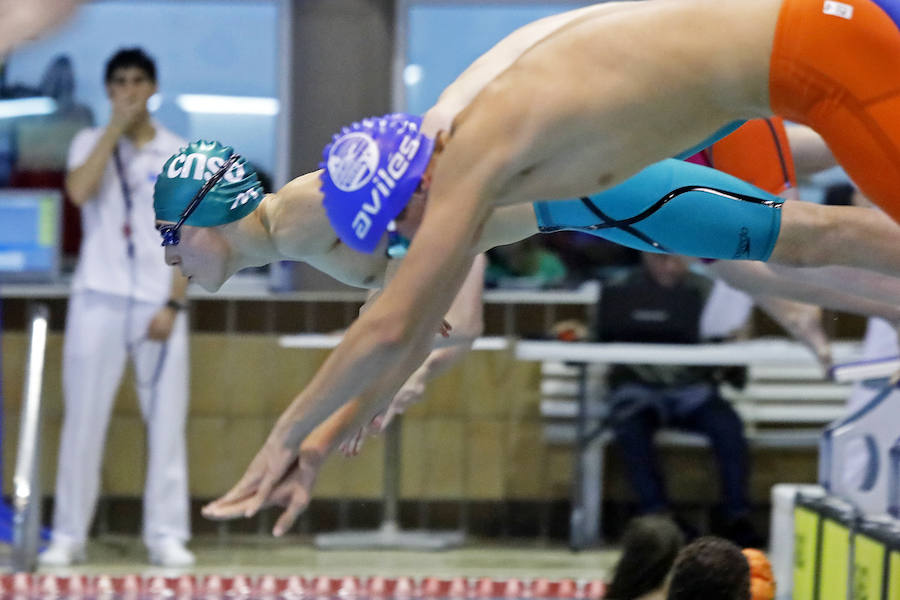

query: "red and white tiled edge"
xmin=1 ymin=573 xmax=607 ymax=598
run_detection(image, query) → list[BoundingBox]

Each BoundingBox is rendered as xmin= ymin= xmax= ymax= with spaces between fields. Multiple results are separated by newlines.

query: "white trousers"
xmin=53 ymin=290 xmax=190 ymax=546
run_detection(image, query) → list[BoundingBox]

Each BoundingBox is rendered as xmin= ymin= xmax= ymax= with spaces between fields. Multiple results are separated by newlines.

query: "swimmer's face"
xmin=157 ymin=222 xmax=233 ymax=292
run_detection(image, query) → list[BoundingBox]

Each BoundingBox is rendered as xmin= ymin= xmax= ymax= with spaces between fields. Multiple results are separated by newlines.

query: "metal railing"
xmin=12 ymin=304 xmax=48 ymax=572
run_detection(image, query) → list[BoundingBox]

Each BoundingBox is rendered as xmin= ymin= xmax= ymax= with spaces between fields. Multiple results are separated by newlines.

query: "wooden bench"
xmin=517 ymin=338 xmax=861 ymax=549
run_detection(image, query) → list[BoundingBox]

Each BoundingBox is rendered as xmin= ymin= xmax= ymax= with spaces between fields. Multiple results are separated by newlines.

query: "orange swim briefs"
xmin=696 ymin=118 xmax=797 ymax=196
xmin=770 ymin=0 xmax=900 ymax=221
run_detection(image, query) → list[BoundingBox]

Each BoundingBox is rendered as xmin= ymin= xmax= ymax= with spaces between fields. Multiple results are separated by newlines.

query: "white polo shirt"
xmin=68 ymin=122 xmax=186 ymax=304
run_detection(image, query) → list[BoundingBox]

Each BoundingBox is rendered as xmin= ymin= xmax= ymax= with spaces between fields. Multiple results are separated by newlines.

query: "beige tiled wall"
xmin=1 ymin=331 xmax=817 ymax=504
xmin=1 ymin=332 xmax=554 ymax=501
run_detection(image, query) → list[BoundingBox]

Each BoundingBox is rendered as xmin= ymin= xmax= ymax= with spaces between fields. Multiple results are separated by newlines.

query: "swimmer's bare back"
xmin=440 ymin=0 xmax=784 ymax=209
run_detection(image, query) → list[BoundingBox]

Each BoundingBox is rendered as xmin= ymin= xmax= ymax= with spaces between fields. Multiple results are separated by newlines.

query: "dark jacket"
xmin=597 ymin=267 xmax=715 ymax=389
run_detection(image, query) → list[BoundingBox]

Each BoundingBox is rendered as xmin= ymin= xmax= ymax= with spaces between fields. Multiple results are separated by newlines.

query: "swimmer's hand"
xmin=381 ymin=370 xmax=427 ymax=430
xmin=337 ymin=416 xmax=379 ymax=457
xmin=203 ymin=402 xmax=361 ymax=536
xmin=201 ymin=418 xmax=304 ymax=534
xmin=337 ymin=359 xmax=432 ymax=457
xmin=202 ymin=446 xmax=324 ymax=537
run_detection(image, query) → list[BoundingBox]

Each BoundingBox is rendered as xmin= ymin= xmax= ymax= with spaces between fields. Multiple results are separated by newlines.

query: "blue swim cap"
xmin=319 ymin=114 xmax=435 ymax=253
xmin=154 ymin=140 xmax=264 ymax=227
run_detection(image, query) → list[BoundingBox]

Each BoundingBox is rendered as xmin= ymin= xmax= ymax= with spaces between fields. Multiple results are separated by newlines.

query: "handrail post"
xmin=12 ymin=304 xmax=49 ymax=572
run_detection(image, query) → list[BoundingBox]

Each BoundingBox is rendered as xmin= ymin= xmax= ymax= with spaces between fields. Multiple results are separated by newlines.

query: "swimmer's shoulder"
xmin=303 ymin=239 xmax=389 ymax=289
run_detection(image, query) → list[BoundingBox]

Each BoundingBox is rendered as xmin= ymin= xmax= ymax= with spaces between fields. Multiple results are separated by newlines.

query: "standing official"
xmin=40 ymin=48 xmax=193 ymax=568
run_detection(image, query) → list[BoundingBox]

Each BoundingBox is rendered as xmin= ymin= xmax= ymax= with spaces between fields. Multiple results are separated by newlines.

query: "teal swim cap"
xmin=153 ymin=140 xmax=264 ymax=227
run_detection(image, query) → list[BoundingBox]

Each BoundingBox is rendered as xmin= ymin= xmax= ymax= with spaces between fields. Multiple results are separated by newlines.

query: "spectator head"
xmin=606 ymin=515 xmax=685 ymax=599
xmin=103 ymin=48 xmax=157 ymax=121
xmin=667 ymin=536 xmax=750 ymax=600
xmin=642 ymin=252 xmax=688 ymax=289
xmin=104 ymin=47 xmax=156 ymax=84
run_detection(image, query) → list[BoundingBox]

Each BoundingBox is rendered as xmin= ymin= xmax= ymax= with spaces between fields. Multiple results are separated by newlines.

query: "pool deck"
xmin=15 ymin=534 xmax=619 ymax=580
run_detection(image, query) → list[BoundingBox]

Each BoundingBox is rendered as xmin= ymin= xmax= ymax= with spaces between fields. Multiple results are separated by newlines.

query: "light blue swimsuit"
xmin=533 ymin=121 xmax=786 ymax=261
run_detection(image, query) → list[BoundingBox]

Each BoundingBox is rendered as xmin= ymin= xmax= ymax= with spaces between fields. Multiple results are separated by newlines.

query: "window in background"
xmin=0 ymin=0 xmax=287 ymax=266
xmin=3 ymin=0 xmax=284 ymax=180
xmin=396 ymin=1 xmax=588 ymax=115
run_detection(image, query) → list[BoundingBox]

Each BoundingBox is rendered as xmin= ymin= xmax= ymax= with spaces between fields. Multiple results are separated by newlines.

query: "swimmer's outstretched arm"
xmin=203 ymin=400 xmax=362 ymax=535
xmin=209 ymin=196 xmax=484 ymax=520
xmin=768 ymin=263 xmax=900 ymax=309
xmin=202 ymin=374 xmax=415 ymax=532
xmin=205 ymin=253 xmax=487 ymax=529
xmin=706 ymin=260 xmax=900 ymax=328
xmin=701 ymin=258 xmax=900 ymax=368
xmin=340 ymin=254 xmax=486 ymax=455
xmin=206 ymin=60 xmax=554 ymax=518
xmin=205 ymin=262 xmax=481 ymax=535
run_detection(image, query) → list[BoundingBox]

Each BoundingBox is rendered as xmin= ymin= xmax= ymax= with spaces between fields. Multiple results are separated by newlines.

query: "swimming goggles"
xmin=157 ymin=154 xmax=240 ymax=246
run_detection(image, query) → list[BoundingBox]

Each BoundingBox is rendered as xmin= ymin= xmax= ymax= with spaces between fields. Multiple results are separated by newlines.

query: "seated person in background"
xmin=666 ymin=537 xmax=752 ymax=600
xmin=605 ymin=515 xmax=685 ymax=600
xmin=485 ymin=237 xmax=567 ymax=289
xmin=598 ymin=252 xmax=760 ymax=547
